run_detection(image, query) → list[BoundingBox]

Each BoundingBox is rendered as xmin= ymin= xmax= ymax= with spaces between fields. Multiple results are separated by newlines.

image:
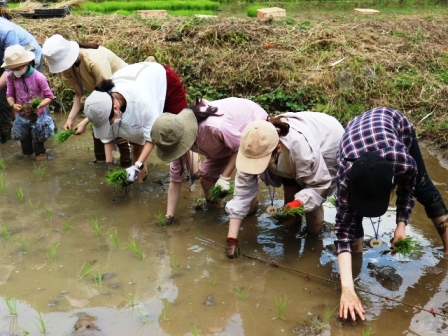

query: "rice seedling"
xmin=27 ymin=196 xmax=39 ymax=210
xmin=363 ymin=326 xmax=373 ymax=336
xmin=191 ymin=325 xmax=201 ymax=336
xmin=45 ymin=205 xmax=52 ymax=221
xmin=208 ymin=184 xmax=234 ymax=201
xmin=20 ymin=328 xmax=30 ymax=335
xmin=277 ymin=205 xmax=304 ymax=218
xmin=53 ymin=129 xmax=76 ymax=144
xmin=127 ymin=238 xmax=146 ymax=260
xmin=95 ymin=270 xmax=103 ymax=287
xmin=172 ymin=256 xmax=179 ymax=270
xmin=16 ymin=240 xmax=27 ymax=252
xmin=33 ymin=163 xmax=46 ymax=182
xmin=136 ymin=310 xmax=152 ymax=324
xmin=107 ymin=227 xmax=119 ymax=248
xmin=0 ymin=173 xmax=7 ymax=195
xmin=272 ymin=295 xmax=291 ymax=320
xmin=46 ymin=242 xmax=59 ymax=261
xmin=308 ymin=305 xmax=337 ymax=333
xmin=5 ymin=297 xmax=18 ymax=316
xmin=392 ymin=237 xmax=422 ymax=257
xmin=0 ymin=158 xmax=6 ymax=170
xmin=91 ymin=216 xmax=103 ymax=236
xmin=79 ymin=261 xmax=97 ymax=278
xmin=235 ymin=285 xmax=251 ymax=299
xmin=155 ymin=212 xmax=165 ymax=228
xmin=105 ymin=168 xmax=128 ymax=187
xmin=34 ymin=310 xmax=47 ymax=334
xmin=63 ymin=221 xmax=73 ymax=231
xmin=15 ymin=188 xmax=24 ymax=203
xmin=159 ymin=301 xmax=171 ymax=321
xmin=125 ymin=294 xmax=137 ymax=309
xmin=327 ymin=194 xmax=337 ymax=207
xmin=1 ymin=224 xmax=11 ymax=241
xmin=211 ymin=275 xmax=217 ymax=287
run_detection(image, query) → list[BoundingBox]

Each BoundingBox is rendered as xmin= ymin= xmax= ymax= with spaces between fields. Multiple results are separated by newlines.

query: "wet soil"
xmin=0 ymin=113 xmax=447 ymax=335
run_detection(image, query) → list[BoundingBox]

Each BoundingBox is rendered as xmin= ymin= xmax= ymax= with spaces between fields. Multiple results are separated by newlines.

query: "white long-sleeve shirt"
xmin=226 ymin=112 xmax=344 ymax=219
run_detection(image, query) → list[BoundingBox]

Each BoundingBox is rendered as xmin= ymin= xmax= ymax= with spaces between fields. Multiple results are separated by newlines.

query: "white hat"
xmin=84 ymin=91 xmax=113 ymax=139
xmin=42 ymin=34 xmax=79 ymax=73
xmin=1 ymin=45 xmax=35 ymax=69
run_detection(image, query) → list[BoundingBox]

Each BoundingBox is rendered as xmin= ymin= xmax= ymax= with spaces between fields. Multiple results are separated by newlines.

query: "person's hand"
xmin=285 ymin=199 xmax=303 ymax=210
xmin=12 ymin=104 xmax=22 ymax=112
xmin=74 ymin=122 xmax=86 ymax=135
xmin=64 ymin=118 xmax=74 ymax=130
xmin=125 ymin=166 xmax=139 ymax=182
xmin=340 ymin=286 xmax=366 ymax=321
xmin=391 ymin=221 xmax=407 ymax=249
xmin=215 ymin=175 xmax=231 ymax=192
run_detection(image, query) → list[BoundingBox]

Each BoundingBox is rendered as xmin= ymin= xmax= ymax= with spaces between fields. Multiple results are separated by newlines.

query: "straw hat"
xmin=1 ymin=45 xmax=35 ymax=69
xmin=42 ymin=34 xmax=79 ymax=73
xmin=236 ymin=120 xmax=279 ymax=175
xmin=151 ymin=109 xmax=198 ymax=162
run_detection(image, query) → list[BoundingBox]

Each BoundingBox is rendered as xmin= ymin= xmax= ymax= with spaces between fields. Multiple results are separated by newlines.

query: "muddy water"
xmin=0 ymin=114 xmax=447 ymax=336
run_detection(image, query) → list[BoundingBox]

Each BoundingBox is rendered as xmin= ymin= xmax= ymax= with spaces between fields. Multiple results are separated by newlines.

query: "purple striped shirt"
xmin=335 ymin=107 xmax=417 ymax=254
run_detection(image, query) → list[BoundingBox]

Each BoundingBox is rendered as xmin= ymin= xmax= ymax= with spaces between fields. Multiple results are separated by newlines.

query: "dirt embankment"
xmin=12 ymin=13 xmax=448 ymax=153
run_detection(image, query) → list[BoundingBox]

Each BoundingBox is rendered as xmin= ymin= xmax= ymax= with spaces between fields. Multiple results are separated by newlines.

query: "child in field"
xmin=2 ymin=45 xmax=54 ymax=160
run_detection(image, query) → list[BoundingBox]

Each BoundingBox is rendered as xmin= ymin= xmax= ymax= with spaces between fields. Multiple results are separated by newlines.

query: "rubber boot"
xmin=34 ymin=141 xmax=46 ymax=160
xmin=20 ymin=136 xmax=34 ymax=155
xmin=432 ymin=217 xmax=448 ymax=255
xmin=226 ymin=237 xmax=240 ymax=259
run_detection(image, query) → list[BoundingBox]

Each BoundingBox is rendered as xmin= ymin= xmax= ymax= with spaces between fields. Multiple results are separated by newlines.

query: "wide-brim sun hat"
xmin=1 ymin=45 xmax=35 ymax=69
xmin=42 ymin=34 xmax=79 ymax=73
xmin=151 ymin=108 xmax=198 ymax=162
xmin=349 ymin=151 xmax=394 ymax=217
xmin=84 ymin=91 xmax=113 ymax=139
xmin=236 ymin=120 xmax=279 ymax=175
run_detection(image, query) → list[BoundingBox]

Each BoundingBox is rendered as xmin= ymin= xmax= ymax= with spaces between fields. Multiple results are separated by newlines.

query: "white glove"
xmin=125 ymin=166 xmax=139 ymax=182
xmin=215 ymin=175 xmax=231 ymax=192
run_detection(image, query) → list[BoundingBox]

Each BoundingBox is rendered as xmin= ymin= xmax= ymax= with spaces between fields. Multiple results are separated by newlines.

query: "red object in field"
xmin=430 ymin=308 xmax=436 ymax=317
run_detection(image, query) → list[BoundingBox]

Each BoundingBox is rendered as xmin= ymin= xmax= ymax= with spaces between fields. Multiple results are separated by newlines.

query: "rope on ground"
xmin=241 ymin=251 xmax=446 ymax=319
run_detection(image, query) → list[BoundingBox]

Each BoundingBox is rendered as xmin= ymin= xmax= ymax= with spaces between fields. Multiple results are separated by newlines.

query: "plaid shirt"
xmin=335 ymin=107 xmax=417 ymax=254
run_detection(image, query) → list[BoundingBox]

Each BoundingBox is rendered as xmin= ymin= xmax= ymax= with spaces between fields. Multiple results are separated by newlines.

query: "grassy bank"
xmin=14 ymin=12 xmax=448 ymax=153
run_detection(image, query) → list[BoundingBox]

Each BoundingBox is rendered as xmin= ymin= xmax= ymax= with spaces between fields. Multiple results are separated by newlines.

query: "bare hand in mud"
xmin=340 ymin=287 xmax=366 ymax=321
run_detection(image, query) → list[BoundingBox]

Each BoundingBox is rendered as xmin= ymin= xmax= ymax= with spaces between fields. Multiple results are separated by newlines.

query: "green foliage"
xmin=247 ymin=5 xmax=264 ymax=17
xmin=208 ymin=184 xmax=234 ymax=201
xmin=53 ymin=129 xmax=76 ymax=144
xmin=33 ymin=163 xmax=46 ymax=182
xmin=277 ymin=205 xmax=304 ymax=217
xmin=327 ymin=195 xmax=337 ymax=207
xmin=128 ymin=238 xmax=146 ymax=260
xmin=0 ymin=158 xmax=6 ymax=170
xmin=79 ymin=261 xmax=97 ymax=278
xmin=272 ymin=295 xmax=291 ymax=320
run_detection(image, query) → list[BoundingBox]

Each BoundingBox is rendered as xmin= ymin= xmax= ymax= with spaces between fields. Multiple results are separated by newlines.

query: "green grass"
xmin=82 ymin=0 xmax=219 ymax=14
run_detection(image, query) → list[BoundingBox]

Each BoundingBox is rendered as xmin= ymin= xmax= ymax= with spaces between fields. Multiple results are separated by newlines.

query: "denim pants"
xmin=355 ymin=136 xmax=448 ymax=238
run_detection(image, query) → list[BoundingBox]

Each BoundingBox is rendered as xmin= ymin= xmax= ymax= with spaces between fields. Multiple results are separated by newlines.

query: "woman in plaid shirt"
xmin=335 ymin=106 xmax=448 ymax=321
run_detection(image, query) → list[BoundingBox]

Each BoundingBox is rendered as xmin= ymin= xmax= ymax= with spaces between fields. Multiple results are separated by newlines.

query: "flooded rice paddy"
xmin=0 ymin=114 xmax=447 ymax=336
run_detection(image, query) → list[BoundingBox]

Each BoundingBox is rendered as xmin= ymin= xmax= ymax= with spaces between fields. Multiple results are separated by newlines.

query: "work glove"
xmin=125 ymin=166 xmax=139 ymax=183
xmin=285 ymin=199 xmax=303 ymax=210
xmin=225 ymin=237 xmax=240 ymax=259
xmin=215 ymin=175 xmax=231 ymax=193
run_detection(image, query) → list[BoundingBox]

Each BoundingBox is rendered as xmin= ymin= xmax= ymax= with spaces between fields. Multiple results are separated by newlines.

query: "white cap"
xmin=42 ymin=34 xmax=79 ymax=73
xmin=84 ymin=91 xmax=113 ymax=139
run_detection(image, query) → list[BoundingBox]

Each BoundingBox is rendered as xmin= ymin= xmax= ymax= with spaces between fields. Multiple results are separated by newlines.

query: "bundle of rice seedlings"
xmin=105 ymin=169 xmax=128 ymax=187
xmin=53 ymin=129 xmax=76 ymax=144
xmin=208 ymin=184 xmax=234 ymax=201
xmin=277 ymin=205 xmax=304 ymax=217
xmin=327 ymin=195 xmax=337 ymax=207
xmin=392 ymin=237 xmax=422 ymax=257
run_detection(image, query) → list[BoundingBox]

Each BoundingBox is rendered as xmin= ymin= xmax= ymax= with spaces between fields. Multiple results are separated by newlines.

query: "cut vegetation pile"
xmin=12 ymin=13 xmax=448 ymax=152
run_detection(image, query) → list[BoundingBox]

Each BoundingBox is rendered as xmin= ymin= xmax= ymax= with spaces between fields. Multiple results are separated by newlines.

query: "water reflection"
xmin=0 ymin=114 xmax=446 ymax=335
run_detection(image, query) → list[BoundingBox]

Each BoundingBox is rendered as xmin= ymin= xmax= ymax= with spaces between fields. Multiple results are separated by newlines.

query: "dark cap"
xmin=349 ymin=151 xmax=394 ymax=217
